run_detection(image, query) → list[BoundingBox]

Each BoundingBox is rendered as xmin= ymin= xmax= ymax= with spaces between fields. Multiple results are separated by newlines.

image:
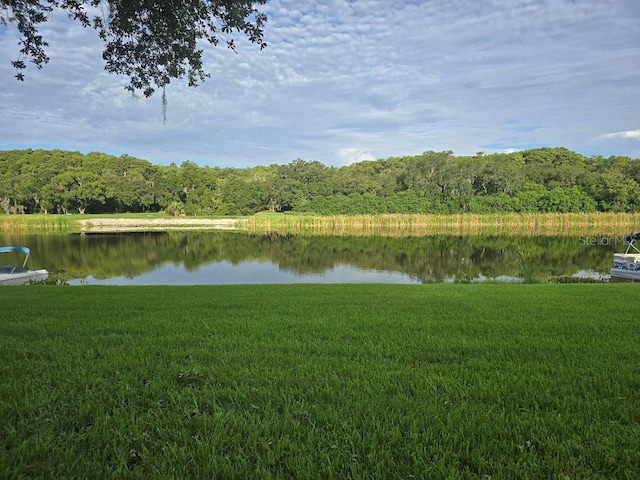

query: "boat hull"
xmin=0 ymin=268 xmax=49 ymax=285
xmin=610 ymin=268 xmax=640 ymax=281
xmin=610 ymin=253 xmax=640 ymax=282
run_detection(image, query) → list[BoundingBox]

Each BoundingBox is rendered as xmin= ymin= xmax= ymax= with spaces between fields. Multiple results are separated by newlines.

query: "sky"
xmin=1 ymin=0 xmax=639 ymax=168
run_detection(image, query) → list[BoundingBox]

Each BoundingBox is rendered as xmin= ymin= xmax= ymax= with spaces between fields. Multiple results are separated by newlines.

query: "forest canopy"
xmin=1 ymin=148 xmax=639 ymax=215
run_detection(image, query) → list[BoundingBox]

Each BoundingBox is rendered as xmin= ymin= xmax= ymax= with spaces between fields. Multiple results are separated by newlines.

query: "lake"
xmin=0 ymin=231 xmax=617 ymax=284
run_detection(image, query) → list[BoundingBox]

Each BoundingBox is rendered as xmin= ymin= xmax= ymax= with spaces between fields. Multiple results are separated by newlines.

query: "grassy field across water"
xmin=244 ymin=212 xmax=640 ymax=237
xmin=1 ymin=284 xmax=638 ymax=478
xmin=3 ymin=212 xmax=640 ymax=236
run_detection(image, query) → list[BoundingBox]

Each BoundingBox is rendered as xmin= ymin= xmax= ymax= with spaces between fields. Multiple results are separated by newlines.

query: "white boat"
xmin=610 ymin=233 xmax=640 ymax=281
xmin=0 ymin=246 xmax=49 ymax=285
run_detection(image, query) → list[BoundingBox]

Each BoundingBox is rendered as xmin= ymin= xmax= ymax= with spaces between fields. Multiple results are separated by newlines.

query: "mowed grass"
xmin=1 ymin=284 xmax=639 ymax=479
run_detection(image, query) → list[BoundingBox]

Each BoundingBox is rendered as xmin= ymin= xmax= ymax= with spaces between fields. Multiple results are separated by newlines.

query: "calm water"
xmin=0 ymin=231 xmax=617 ymax=285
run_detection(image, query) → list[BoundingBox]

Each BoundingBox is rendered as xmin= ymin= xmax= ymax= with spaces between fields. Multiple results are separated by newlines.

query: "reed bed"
xmin=245 ymin=212 xmax=640 ymax=237
xmin=0 ymin=213 xmax=77 ymax=233
xmin=3 ymin=212 xmax=640 ymax=236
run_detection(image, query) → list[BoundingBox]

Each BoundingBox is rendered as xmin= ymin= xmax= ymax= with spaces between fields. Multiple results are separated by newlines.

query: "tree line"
xmin=1 ymin=148 xmax=639 ymax=216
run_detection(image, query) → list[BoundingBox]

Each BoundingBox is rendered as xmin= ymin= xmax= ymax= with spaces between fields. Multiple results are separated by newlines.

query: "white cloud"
xmin=601 ymin=130 xmax=640 ymax=140
xmin=1 ymin=0 xmax=639 ymax=166
xmin=337 ymin=148 xmax=376 ymax=165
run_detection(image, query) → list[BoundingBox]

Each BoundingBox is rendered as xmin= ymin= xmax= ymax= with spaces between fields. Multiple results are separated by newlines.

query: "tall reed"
xmin=4 ymin=212 xmax=640 ymax=236
xmin=244 ymin=212 xmax=640 ymax=237
xmin=0 ymin=214 xmax=78 ymax=233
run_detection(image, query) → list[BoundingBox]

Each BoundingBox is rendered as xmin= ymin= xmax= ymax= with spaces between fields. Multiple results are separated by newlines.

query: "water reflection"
xmin=69 ymin=262 xmax=417 ymax=285
xmin=0 ymin=231 xmax=617 ymax=284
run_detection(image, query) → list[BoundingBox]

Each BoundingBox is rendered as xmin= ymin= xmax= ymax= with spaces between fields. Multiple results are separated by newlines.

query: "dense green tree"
xmin=218 ymin=172 xmax=269 ymax=215
xmin=274 ymin=159 xmax=335 ymax=209
xmin=384 ymin=190 xmax=433 ymax=214
xmin=154 ymin=163 xmax=185 ymax=209
xmin=1 ymin=148 xmax=639 ymax=216
xmin=175 ymin=161 xmax=215 ymax=214
xmin=40 ymin=171 xmax=77 ymax=214
xmin=590 ymin=170 xmax=640 ymax=212
xmin=336 ymin=159 xmax=400 ymax=197
xmin=2 ymin=0 xmax=267 ymax=98
xmin=298 ymin=193 xmax=384 ymax=215
xmin=70 ymin=175 xmax=109 ymax=214
xmin=399 ymin=150 xmax=454 ymax=196
xmin=522 ymin=147 xmax=591 ymax=190
xmin=472 ymin=153 xmax=525 ymax=195
xmin=470 ymin=193 xmax=520 ymax=213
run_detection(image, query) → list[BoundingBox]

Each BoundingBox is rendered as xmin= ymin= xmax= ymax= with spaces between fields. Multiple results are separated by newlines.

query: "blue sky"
xmin=1 ymin=0 xmax=639 ymax=167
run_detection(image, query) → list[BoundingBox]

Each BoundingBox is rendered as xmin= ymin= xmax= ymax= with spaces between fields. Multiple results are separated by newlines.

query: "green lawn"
xmin=1 ymin=284 xmax=638 ymax=478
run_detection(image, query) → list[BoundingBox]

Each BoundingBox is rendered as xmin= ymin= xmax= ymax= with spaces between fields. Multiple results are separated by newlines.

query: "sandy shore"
xmin=78 ymin=217 xmax=245 ymax=232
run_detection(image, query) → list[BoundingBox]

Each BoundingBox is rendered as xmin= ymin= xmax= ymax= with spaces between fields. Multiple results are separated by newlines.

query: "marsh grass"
xmin=1 ymin=284 xmax=638 ymax=478
xmin=0 ymin=213 xmax=177 ymax=233
xmin=3 ymin=212 xmax=640 ymax=236
xmin=245 ymin=212 xmax=640 ymax=237
xmin=0 ymin=213 xmax=78 ymax=233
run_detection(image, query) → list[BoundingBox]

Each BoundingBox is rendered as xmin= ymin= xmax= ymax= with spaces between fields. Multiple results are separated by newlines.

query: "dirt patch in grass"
xmin=79 ymin=217 xmax=245 ymax=232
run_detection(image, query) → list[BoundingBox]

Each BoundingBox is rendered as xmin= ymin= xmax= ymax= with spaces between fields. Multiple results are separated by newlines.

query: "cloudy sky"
xmin=1 ymin=0 xmax=639 ymax=167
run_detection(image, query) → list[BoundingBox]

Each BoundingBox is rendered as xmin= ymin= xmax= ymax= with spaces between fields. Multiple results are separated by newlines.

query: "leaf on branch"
xmin=3 ymin=0 xmax=268 ymax=97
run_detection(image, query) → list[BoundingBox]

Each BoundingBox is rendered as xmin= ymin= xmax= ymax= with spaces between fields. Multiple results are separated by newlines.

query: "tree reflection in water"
xmin=0 ymin=232 xmax=615 ymax=284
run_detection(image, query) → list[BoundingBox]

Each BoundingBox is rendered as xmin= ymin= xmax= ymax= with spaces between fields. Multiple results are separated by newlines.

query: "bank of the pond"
xmin=0 ymin=213 xmax=245 ymax=233
xmin=2 ymin=212 xmax=640 ymax=236
xmin=244 ymin=212 xmax=640 ymax=236
xmin=78 ymin=217 xmax=244 ymax=232
xmin=1 ymin=284 xmax=638 ymax=478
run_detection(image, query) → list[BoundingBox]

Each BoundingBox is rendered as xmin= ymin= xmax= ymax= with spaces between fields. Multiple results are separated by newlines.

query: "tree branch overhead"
xmin=1 ymin=0 xmax=267 ymax=96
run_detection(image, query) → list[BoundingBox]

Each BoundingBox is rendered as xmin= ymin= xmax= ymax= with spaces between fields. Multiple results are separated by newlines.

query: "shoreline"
xmin=2 ymin=212 xmax=640 ymax=236
xmin=78 ymin=217 xmax=245 ymax=232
